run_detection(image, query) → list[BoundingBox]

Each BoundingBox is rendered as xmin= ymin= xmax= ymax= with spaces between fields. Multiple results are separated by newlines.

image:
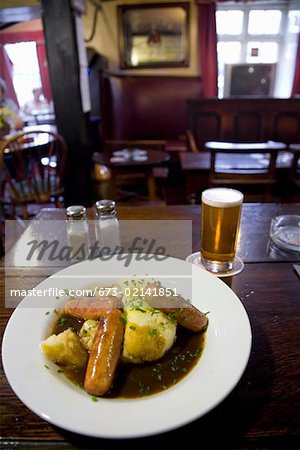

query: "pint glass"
xmin=201 ymin=188 xmax=243 ymax=273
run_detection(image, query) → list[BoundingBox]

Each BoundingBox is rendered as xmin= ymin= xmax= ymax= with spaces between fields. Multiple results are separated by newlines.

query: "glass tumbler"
xmin=201 ymin=188 xmax=243 ymax=273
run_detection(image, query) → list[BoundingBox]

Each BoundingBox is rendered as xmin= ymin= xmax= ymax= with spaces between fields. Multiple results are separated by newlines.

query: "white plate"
xmin=2 ymin=256 xmax=252 ymax=439
xmin=132 ymin=155 xmax=148 ymax=162
xmin=109 ymin=156 xmax=126 ymax=163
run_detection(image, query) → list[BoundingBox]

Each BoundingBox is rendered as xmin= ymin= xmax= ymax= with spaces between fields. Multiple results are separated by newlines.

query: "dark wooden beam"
xmin=40 ymin=0 xmax=92 ymax=206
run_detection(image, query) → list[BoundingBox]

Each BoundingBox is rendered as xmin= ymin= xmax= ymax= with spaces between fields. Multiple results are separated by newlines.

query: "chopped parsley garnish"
xmin=168 ymin=312 xmax=177 ymax=322
xmin=91 ymin=396 xmax=98 ymax=402
xmin=133 ymin=307 xmax=146 ymax=313
xmin=57 ymin=369 xmax=63 ymax=373
xmin=120 ymin=316 xmax=127 ymax=325
xmin=57 ymin=316 xmax=68 ymax=326
xmin=187 ymin=349 xmax=202 ymax=358
xmin=152 ymin=365 xmax=163 ymax=381
xmin=171 ymin=349 xmax=202 ymax=375
xmin=129 ymin=325 xmax=136 ymax=331
xmin=171 ymin=363 xmax=179 ymax=372
xmin=148 ymin=328 xmax=157 ymax=337
xmin=138 ymin=382 xmax=150 ymax=395
xmin=44 ymin=364 xmax=50 ymax=370
xmin=45 ymin=311 xmax=50 ymax=315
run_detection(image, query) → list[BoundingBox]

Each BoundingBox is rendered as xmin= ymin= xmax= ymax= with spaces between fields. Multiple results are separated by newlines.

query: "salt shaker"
xmin=95 ymin=199 xmax=120 ymax=253
xmin=66 ymin=205 xmax=90 ymax=259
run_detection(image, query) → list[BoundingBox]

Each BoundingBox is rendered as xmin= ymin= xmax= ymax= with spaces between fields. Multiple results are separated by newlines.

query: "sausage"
xmin=145 ymin=283 xmax=208 ymax=333
xmin=84 ymin=309 xmax=125 ymax=396
xmin=64 ymin=296 xmax=122 ymax=320
xmin=160 ymin=304 xmax=208 ymax=333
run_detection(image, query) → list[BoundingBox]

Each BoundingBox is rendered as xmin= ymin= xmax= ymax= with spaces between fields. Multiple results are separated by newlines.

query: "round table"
xmin=93 ymin=149 xmax=170 ymax=201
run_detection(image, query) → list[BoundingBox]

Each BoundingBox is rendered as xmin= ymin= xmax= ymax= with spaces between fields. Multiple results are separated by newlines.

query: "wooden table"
xmin=1 ymin=204 xmax=300 ymax=449
xmin=93 ymin=150 xmax=170 ymax=201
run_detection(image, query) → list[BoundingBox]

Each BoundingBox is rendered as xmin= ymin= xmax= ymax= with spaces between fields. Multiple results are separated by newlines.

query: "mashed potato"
xmin=122 ymin=307 xmax=176 ymax=363
xmin=41 ymin=329 xmax=87 ymax=368
xmin=120 ymin=277 xmax=151 ymax=310
xmin=79 ymin=319 xmax=98 ymax=351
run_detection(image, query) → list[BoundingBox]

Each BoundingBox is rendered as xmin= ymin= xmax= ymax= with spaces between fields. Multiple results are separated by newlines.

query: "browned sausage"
xmin=145 ymin=283 xmax=208 ymax=333
xmin=64 ymin=296 xmax=122 ymax=320
xmin=84 ymin=309 xmax=125 ymax=396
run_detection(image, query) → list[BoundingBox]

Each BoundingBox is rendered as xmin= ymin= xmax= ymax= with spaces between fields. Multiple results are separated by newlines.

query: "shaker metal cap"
xmin=95 ymin=199 xmax=116 ymax=216
xmin=66 ymin=205 xmax=87 ymax=220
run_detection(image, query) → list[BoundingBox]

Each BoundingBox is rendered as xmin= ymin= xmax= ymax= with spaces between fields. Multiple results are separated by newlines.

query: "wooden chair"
xmin=288 ymin=144 xmax=300 ymax=197
xmin=0 ymin=217 xmax=4 ymax=257
xmin=0 ymin=130 xmax=68 ymax=219
xmin=186 ymin=129 xmax=200 ymax=153
xmin=204 ymin=141 xmax=287 ymax=202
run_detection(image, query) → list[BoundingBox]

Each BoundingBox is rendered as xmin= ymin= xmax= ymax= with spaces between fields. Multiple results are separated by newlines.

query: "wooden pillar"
xmin=40 ymin=0 xmax=92 ymax=205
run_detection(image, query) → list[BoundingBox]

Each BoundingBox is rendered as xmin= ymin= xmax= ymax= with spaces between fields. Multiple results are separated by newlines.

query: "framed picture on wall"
xmin=118 ymin=3 xmax=190 ymax=69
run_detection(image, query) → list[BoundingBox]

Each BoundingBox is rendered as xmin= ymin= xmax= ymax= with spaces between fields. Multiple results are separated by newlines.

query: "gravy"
xmin=52 ymin=313 xmax=206 ymax=398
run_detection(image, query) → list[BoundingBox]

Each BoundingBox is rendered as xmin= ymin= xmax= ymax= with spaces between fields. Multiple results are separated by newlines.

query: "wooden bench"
xmin=99 ymin=71 xmax=203 ymax=150
xmin=187 ymin=98 xmax=300 ymax=152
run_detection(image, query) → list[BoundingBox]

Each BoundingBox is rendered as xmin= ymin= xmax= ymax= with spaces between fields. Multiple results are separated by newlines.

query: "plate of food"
xmin=2 ymin=256 xmax=252 ymax=439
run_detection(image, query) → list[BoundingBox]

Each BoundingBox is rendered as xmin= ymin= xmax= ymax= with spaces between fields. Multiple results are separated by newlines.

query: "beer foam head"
xmin=202 ymin=188 xmax=243 ymax=208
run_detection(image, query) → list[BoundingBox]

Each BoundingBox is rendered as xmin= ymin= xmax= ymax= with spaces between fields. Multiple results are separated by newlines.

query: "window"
xmin=217 ymin=42 xmax=241 ymax=63
xmin=246 ymin=42 xmax=278 ymax=63
xmin=248 ymin=10 xmax=282 ymax=35
xmin=216 ymin=1 xmax=300 ymax=98
xmin=4 ymin=42 xmax=42 ymax=107
xmin=216 ymin=11 xmax=244 ymax=35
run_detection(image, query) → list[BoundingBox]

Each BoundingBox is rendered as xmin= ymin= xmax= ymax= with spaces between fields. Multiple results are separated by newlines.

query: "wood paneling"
xmin=187 ymin=98 xmax=300 ymax=150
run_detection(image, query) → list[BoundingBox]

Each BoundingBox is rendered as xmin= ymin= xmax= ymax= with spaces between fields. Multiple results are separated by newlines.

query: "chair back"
xmin=288 ymin=143 xmax=300 ymax=188
xmin=0 ymin=130 xmax=67 ymax=207
xmin=205 ymin=141 xmax=286 ymax=201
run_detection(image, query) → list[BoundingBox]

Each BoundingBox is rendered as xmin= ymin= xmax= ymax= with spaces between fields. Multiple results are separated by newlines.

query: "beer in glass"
xmin=201 ymin=188 xmax=243 ymax=273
